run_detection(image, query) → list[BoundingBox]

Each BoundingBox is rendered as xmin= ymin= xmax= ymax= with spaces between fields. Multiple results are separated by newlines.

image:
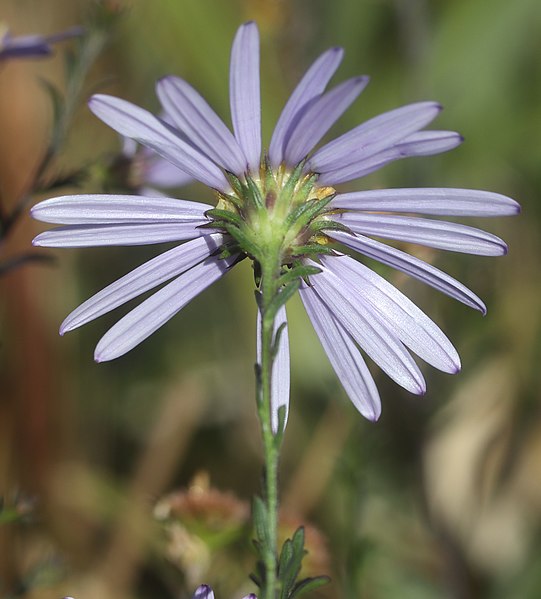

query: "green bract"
xmin=209 ymin=160 xmax=338 ymax=270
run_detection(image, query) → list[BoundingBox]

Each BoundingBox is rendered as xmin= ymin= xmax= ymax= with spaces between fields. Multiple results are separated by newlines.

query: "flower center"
xmin=207 ymin=159 xmax=337 ymax=268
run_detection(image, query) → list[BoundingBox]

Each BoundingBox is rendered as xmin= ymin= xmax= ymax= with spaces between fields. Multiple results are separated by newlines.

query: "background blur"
xmin=1 ymin=0 xmax=540 ymax=598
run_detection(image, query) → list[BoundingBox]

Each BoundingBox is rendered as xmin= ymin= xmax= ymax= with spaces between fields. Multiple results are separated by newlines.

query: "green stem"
xmin=256 ymin=250 xmax=284 ymax=599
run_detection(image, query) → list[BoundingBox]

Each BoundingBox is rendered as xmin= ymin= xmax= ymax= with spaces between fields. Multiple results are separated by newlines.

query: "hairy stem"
xmin=256 ymin=248 xmax=284 ymax=599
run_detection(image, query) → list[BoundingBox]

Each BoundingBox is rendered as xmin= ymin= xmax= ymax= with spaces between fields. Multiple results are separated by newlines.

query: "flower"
xmin=32 ymin=22 xmax=519 ymax=426
xmin=115 ymin=134 xmax=192 ymax=195
xmin=0 ymin=23 xmax=83 ymax=61
xmin=193 ymin=584 xmax=256 ymax=599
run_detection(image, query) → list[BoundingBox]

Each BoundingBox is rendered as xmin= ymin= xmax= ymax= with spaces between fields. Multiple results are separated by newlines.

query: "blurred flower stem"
xmin=256 ymin=253 xmax=285 ymax=599
xmin=0 ymin=19 xmax=110 ymax=240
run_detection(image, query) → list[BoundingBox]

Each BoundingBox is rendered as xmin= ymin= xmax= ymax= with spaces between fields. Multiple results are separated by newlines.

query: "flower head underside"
xmin=31 ymin=22 xmax=519 ymax=425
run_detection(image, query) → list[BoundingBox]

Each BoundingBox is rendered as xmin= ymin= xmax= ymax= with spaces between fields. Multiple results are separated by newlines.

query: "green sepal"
xmin=277 ymin=264 xmax=321 ymax=288
xmin=309 ymin=218 xmax=353 ymax=235
xmin=264 ymin=155 xmax=278 ymax=191
xmin=289 ymin=244 xmax=335 ymax=258
xmin=224 ymin=170 xmax=246 ymax=197
xmin=284 ymin=197 xmax=333 ymax=234
xmin=205 ymin=208 xmax=243 ymax=228
xmin=265 ymin=279 xmax=300 ymax=324
xmin=290 ymin=576 xmax=331 ymax=598
xmin=219 ymin=192 xmax=245 ymax=211
xmin=279 ymin=160 xmax=306 ymax=206
xmin=293 ymin=173 xmax=320 ymax=205
xmin=223 ymin=224 xmax=260 ymax=260
xmin=246 ymin=175 xmax=265 ymax=210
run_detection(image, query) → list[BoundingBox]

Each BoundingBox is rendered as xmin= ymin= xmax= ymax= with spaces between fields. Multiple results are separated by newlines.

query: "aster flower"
xmin=118 ymin=134 xmax=192 ymax=195
xmin=0 ymin=23 xmax=83 ymax=61
xmin=32 ymin=21 xmax=519 ymax=426
xmin=193 ymin=585 xmax=256 ymax=599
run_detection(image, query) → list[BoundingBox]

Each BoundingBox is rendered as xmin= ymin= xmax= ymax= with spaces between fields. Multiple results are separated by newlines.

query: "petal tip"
xmin=366 ymin=409 xmax=381 ymax=422
xmin=416 ymin=381 xmax=427 ymax=396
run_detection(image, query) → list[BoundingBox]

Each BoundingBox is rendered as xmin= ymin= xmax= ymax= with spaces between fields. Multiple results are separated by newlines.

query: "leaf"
xmin=277 ymin=264 xmax=321 ymax=288
xmin=252 ymin=496 xmax=270 ymax=546
xmin=39 ymin=78 xmax=65 ymax=147
xmin=271 ymin=322 xmax=288 ymax=360
xmin=265 ymin=279 xmax=300 ymax=323
xmin=278 ymin=527 xmax=307 ymax=599
xmin=290 ymin=576 xmax=331 ymax=598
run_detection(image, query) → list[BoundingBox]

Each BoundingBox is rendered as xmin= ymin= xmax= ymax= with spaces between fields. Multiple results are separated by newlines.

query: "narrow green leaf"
xmin=271 ymin=322 xmax=288 ymax=361
xmin=39 ymin=78 xmax=65 ymax=146
xmin=277 ymin=265 xmax=321 ymax=288
xmin=278 ymin=527 xmax=306 ymax=599
xmin=278 ymin=538 xmax=295 ymax=599
xmin=273 ymin=405 xmax=287 ymax=443
xmin=265 ymin=279 xmax=300 ymax=323
xmin=290 ymin=576 xmax=331 ymax=598
xmin=252 ymin=496 xmax=269 ymax=546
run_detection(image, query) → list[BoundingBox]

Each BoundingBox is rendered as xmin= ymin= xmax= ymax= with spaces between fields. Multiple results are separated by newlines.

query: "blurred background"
xmin=0 ymin=0 xmax=540 ymax=598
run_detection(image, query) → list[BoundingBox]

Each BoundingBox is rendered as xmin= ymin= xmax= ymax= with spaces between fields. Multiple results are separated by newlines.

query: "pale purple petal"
xmin=0 ymin=26 xmax=82 ymax=60
xmin=329 ymin=230 xmax=486 ymax=313
xmin=61 ymin=234 xmax=224 ymax=334
xmin=94 ymin=253 xmax=237 ymax=362
xmin=122 ymin=136 xmax=138 ymax=158
xmin=193 ymin=585 xmax=214 ymax=599
xmin=319 ymin=130 xmax=462 ymax=185
xmin=31 ymin=194 xmax=211 ymax=224
xmin=229 ymin=22 xmax=261 ymax=173
xmin=256 ymin=304 xmax=290 ymax=433
xmin=321 ymin=255 xmax=460 ymax=373
xmin=309 ymin=101 xmax=441 ymax=172
xmin=138 ymin=187 xmax=168 ymax=198
xmin=144 ymin=153 xmax=193 ymax=188
xmin=33 ymin=222 xmax=207 ymax=247
xmin=157 ymin=76 xmax=247 ymax=174
xmin=300 ymin=284 xmax=381 ymax=420
xmin=283 ymin=76 xmax=369 ymax=166
xmin=331 ymin=212 xmax=507 ymax=256
xmin=268 ymin=47 xmax=344 ymax=168
xmin=308 ymin=262 xmax=425 ymax=394
xmin=89 ymin=95 xmax=229 ymax=191
xmin=330 ymin=188 xmax=521 ymax=217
